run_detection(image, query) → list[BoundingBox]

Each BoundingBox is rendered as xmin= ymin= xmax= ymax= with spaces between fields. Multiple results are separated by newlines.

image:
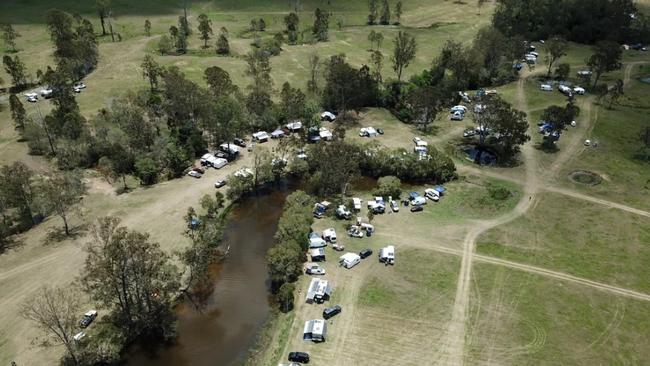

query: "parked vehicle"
xmin=187 ymin=170 xmax=202 ymax=178
xmin=451 ymin=111 xmax=464 ymax=121
xmin=390 ymin=200 xmax=399 ymax=212
xmin=463 ymin=129 xmax=476 ymax=138
xmin=573 ymin=86 xmax=586 ymax=95
xmin=347 ymin=226 xmax=363 ymax=238
xmin=359 ymin=248 xmax=373 ymax=259
xmin=379 ymin=245 xmax=395 ymax=265
xmin=332 ymin=243 xmax=345 ymax=251
xmin=288 ymin=352 xmax=310 ymax=363
xmin=336 ymin=205 xmax=352 ymax=219
xmin=214 ymin=180 xmax=227 ymax=188
xmin=192 ymin=166 xmax=205 ymax=174
xmin=74 ymin=82 xmax=86 ymax=89
xmin=305 ymin=264 xmax=326 ymax=275
xmin=540 ymin=84 xmax=553 ymax=91
xmin=424 ymin=188 xmax=440 ymax=202
xmin=73 ymin=331 xmax=86 ymax=342
xmin=339 ymin=252 xmax=361 ymax=268
xmin=323 ymin=305 xmax=342 ymax=320
xmin=377 ymin=128 xmax=384 ymax=135
xmin=410 ymin=205 xmax=423 ymax=212
xmin=79 ymin=310 xmax=98 ymax=328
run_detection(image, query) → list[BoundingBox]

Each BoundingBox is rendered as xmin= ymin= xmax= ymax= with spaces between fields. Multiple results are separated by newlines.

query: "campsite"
xmin=1 ymin=0 xmax=650 ymax=365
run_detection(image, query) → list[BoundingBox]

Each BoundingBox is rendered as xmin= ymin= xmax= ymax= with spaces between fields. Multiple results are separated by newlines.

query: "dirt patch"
xmin=568 ymin=170 xmax=603 ymax=186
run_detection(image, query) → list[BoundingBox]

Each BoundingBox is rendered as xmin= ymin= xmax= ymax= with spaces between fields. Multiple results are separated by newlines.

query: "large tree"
xmin=380 ymin=0 xmax=391 ymax=25
xmin=9 ymin=93 xmax=27 ymax=132
xmin=45 ymin=10 xmax=98 ymax=77
xmin=312 ymin=8 xmax=330 ymax=42
xmin=307 ymin=140 xmax=363 ymax=196
xmin=587 ymin=41 xmax=622 ymax=87
xmin=20 ymin=286 xmax=82 ymax=365
xmin=0 ymin=162 xmax=37 ymax=227
xmin=284 ymin=12 xmax=300 ymax=44
xmin=368 ymin=0 xmax=378 ymax=24
xmin=216 ymin=31 xmax=230 ymax=55
xmin=245 ymin=50 xmax=274 ymax=116
xmin=475 ymin=95 xmax=530 ymax=160
xmin=82 ymin=217 xmax=179 ymax=338
xmin=204 ymin=66 xmax=237 ymax=98
xmin=3 ymin=55 xmax=28 ymax=88
xmin=39 ymin=171 xmax=86 ymax=236
xmin=391 ymin=31 xmax=416 ymax=82
xmin=280 ymin=82 xmax=306 ymax=122
xmin=545 ymin=36 xmax=568 ymax=78
xmin=96 ymin=0 xmax=111 ymax=36
xmin=394 ymin=1 xmax=403 ymax=24
xmin=141 ymin=54 xmax=163 ymax=92
xmin=407 ymin=86 xmax=442 ymax=132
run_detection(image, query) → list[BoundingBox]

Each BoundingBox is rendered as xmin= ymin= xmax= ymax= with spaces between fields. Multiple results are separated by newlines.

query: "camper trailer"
xmin=339 ymin=252 xmax=361 ymax=269
xmin=379 ymin=245 xmax=395 ymax=265
xmin=303 ymin=319 xmax=327 ymax=342
xmin=252 ymin=131 xmax=270 ymax=142
xmin=286 ymin=121 xmax=303 ymax=132
xmin=352 ymin=197 xmax=362 ymax=211
xmin=322 ymin=228 xmax=337 ymax=243
xmin=305 ymin=278 xmax=332 ymax=304
xmin=309 ymin=247 xmax=326 ymax=262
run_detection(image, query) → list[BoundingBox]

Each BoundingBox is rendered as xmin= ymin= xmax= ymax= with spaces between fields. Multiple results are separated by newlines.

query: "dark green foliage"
xmin=0 ymin=161 xmax=37 ymax=228
xmin=307 ymin=140 xmax=363 ymax=196
xmin=587 ymin=41 xmax=623 ymax=87
xmin=368 ymin=0 xmax=378 ymax=25
xmin=493 ymin=0 xmax=638 ymax=44
xmin=322 ymin=54 xmax=381 ymax=111
xmin=197 ymin=13 xmax=213 ymax=48
xmin=278 ymin=283 xmax=296 ymax=312
xmin=9 ymin=94 xmax=27 ymax=132
xmin=135 ymin=156 xmax=159 ymax=185
xmin=279 ymin=82 xmax=306 ymax=122
xmin=204 ymin=66 xmax=237 ymax=98
xmin=313 ymin=8 xmax=330 ymax=42
xmin=284 ymin=12 xmax=300 ymax=44
xmin=373 ymin=176 xmax=402 ymax=199
xmin=3 ymin=55 xmax=27 ymax=88
xmin=1 ymin=23 xmax=20 ymax=52
xmin=474 ymin=95 xmax=531 ymax=161
xmin=392 ymin=31 xmax=416 ymax=82
xmin=45 ymin=10 xmax=98 ymax=78
xmin=380 ymin=0 xmax=391 ymax=25
xmin=216 ymin=32 xmax=230 ymax=55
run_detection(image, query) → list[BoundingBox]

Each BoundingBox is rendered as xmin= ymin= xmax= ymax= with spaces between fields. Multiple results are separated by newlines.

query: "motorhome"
xmin=379 ymin=245 xmax=395 ymax=265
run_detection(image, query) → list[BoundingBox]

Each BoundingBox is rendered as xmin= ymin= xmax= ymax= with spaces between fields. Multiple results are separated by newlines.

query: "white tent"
xmin=252 ymin=131 xmax=270 ymax=142
xmin=359 ymin=127 xmax=378 ymax=137
xmin=286 ymin=121 xmax=303 ymax=131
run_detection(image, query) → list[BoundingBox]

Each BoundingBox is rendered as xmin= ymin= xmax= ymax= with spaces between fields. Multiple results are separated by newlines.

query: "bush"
xmin=135 ymin=156 xmax=159 ymax=185
xmin=277 ymin=283 xmax=296 ymax=313
xmin=487 ymin=183 xmax=512 ymax=201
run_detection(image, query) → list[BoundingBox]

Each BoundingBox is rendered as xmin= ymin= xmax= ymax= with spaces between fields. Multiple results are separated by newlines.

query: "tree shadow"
xmin=534 ymin=141 xmax=559 ymax=154
xmin=0 ymin=236 xmax=25 ymax=255
xmin=44 ymin=223 xmax=88 ymax=244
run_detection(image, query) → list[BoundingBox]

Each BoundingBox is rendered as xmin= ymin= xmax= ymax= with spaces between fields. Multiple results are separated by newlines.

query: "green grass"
xmin=477 ymin=192 xmax=650 ymax=293
xmin=467 ymin=263 xmax=650 ymax=365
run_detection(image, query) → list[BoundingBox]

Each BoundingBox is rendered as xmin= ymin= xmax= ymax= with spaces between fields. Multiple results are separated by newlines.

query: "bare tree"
xmin=20 ymin=286 xmax=82 ymax=364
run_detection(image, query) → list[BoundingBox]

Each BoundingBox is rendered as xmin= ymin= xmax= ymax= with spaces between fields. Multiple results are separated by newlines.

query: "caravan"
xmin=303 ymin=319 xmax=327 ymax=342
xmin=379 ymin=245 xmax=395 ymax=265
xmin=322 ymin=228 xmax=337 ymax=243
xmin=305 ymin=278 xmax=332 ymax=304
xmin=339 ymin=252 xmax=361 ymax=269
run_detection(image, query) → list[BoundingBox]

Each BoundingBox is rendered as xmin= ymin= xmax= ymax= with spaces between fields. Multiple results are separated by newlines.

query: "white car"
xmin=573 ymin=86 xmax=586 ymax=95
xmin=73 ymin=331 xmax=86 ymax=342
xmin=450 ymin=105 xmax=467 ymax=114
xmin=584 ymin=139 xmax=591 ymax=146
xmin=40 ymin=88 xmax=53 ymax=98
xmin=25 ymin=92 xmax=38 ymax=102
xmin=390 ymin=200 xmax=399 ymax=212
xmin=74 ymin=82 xmax=86 ymax=89
xmin=540 ymin=84 xmax=553 ymax=91
xmin=577 ymin=70 xmax=592 ymax=77
xmin=188 ymin=170 xmax=202 ymax=178
xmin=451 ymin=111 xmax=464 ymax=121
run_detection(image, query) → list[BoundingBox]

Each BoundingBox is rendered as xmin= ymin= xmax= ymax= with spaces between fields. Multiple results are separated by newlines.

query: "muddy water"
xmin=126 ymin=185 xmax=292 ymax=366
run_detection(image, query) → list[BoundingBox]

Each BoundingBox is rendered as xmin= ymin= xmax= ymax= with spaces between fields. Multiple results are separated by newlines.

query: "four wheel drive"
xmin=359 ymin=248 xmax=373 ymax=259
xmin=323 ymin=305 xmax=342 ymax=320
xmin=233 ymin=138 xmax=246 ymax=147
xmin=214 ymin=180 xmax=227 ymax=188
xmin=79 ymin=310 xmax=98 ymax=328
xmin=288 ymin=352 xmax=310 ymax=363
xmin=410 ymin=205 xmax=424 ymax=212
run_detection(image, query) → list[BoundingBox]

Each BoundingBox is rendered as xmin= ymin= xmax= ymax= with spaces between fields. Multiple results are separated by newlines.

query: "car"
xmin=288 ymin=352 xmax=310 ymax=363
xmin=73 ymin=85 xmax=82 ymax=93
xmin=73 ymin=331 xmax=86 ymax=342
xmin=584 ymin=139 xmax=591 ymax=146
xmin=233 ymin=138 xmax=246 ymax=147
xmin=463 ymin=129 xmax=476 ymax=138
xmin=188 ymin=170 xmax=202 ymax=178
xmin=215 ymin=180 xmax=227 ymax=188
xmin=74 ymin=82 xmax=86 ymax=89
xmin=573 ymin=86 xmax=586 ymax=95
xmin=451 ymin=111 xmax=464 ymax=121
xmin=305 ymin=264 xmax=326 ymax=275
xmin=410 ymin=205 xmax=423 ymax=212
xmin=27 ymin=95 xmax=38 ymax=103
xmin=332 ymin=243 xmax=345 ymax=251
xmin=323 ymin=305 xmax=342 ymax=320
xmin=79 ymin=310 xmax=98 ymax=328
xmin=192 ymin=166 xmax=205 ymax=174
xmin=359 ymin=248 xmax=373 ymax=259
xmin=577 ymin=70 xmax=592 ymax=77
xmin=376 ymin=128 xmax=384 ymax=135
xmin=390 ymin=200 xmax=399 ymax=212
xmin=540 ymin=84 xmax=553 ymax=91
xmin=347 ymin=227 xmax=363 ymax=238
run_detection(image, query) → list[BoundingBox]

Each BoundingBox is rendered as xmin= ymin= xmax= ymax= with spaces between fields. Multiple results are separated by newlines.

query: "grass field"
xmin=467 ymin=263 xmax=650 ymax=365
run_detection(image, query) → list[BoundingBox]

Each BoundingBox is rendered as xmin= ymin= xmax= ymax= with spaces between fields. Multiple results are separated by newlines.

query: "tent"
xmin=309 ymin=232 xmax=327 ymax=248
xmin=339 ymin=252 xmax=361 ymax=269
xmin=319 ymin=128 xmax=333 ymax=141
xmin=434 ymin=186 xmax=446 ymax=195
xmin=286 ymin=121 xmax=302 ymax=132
xmin=252 ymin=131 xmax=270 ymax=142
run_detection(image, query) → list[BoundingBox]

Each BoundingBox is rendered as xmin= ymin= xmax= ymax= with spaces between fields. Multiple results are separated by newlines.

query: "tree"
xmin=45 ymin=10 xmax=98 ymax=77
xmin=197 ymin=13 xmax=213 ymax=48
xmin=313 ymin=8 xmax=330 ymax=42
xmin=555 ymin=63 xmax=570 ymax=80
xmin=135 ymin=156 xmax=158 ymax=185
xmin=587 ymin=41 xmax=622 ymax=88
xmin=179 ymin=14 xmax=191 ymax=37
xmin=216 ymin=32 xmax=230 ymax=55
xmin=176 ymin=28 xmax=188 ymax=53
xmin=158 ymin=35 xmax=173 ymax=55
xmin=394 ymin=1 xmax=403 ymax=24
xmin=245 ymin=50 xmax=273 ymax=115
xmin=96 ymin=0 xmax=111 ymax=36
xmin=477 ymin=0 xmax=487 ymax=15
xmin=3 ymin=55 xmax=28 ymax=88
xmin=407 ymin=86 xmax=441 ymax=132
xmin=267 ymin=241 xmax=303 ymax=285
xmin=368 ymin=0 xmax=378 ymax=25
xmin=476 ymin=95 xmax=530 ymax=160
xmin=169 ymin=25 xmax=179 ymax=42
xmin=20 ymin=286 xmax=81 ymax=364
xmin=144 ymin=19 xmax=151 ymax=36
xmin=39 ymin=171 xmax=85 ymax=236
xmin=9 ymin=94 xmax=27 ymax=132
xmin=370 ymin=50 xmax=384 ymax=82
xmin=278 ymin=283 xmax=295 ymax=312
xmin=607 ymin=79 xmax=624 ymax=109
xmin=284 ymin=12 xmax=300 ymax=44
xmin=639 ymin=126 xmax=650 ymax=161
xmin=380 ymin=0 xmax=391 ymax=25
xmin=280 ymin=82 xmax=306 ymax=122
xmin=252 ymin=146 xmax=274 ymax=188
xmin=82 ymin=217 xmax=179 ymax=339
xmin=307 ymin=140 xmax=363 ymax=196
xmin=307 ymin=53 xmax=321 ymax=92
xmin=391 ymin=31 xmax=416 ymax=82
xmin=0 ymin=162 xmax=36 ymax=227
xmin=373 ymin=176 xmax=402 ymax=198
xmin=141 ymin=55 xmax=163 ymax=91
xmin=204 ymin=66 xmax=237 ymax=97
xmin=368 ymin=30 xmax=384 ymax=50
xmin=322 ymin=54 xmax=380 ymax=111
xmin=545 ymin=36 xmax=568 ymax=78
xmin=1 ymin=23 xmax=20 ymax=52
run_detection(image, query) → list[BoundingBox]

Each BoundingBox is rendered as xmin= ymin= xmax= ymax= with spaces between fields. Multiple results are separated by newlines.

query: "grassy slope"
xmin=467 ymin=263 xmax=650 ymax=365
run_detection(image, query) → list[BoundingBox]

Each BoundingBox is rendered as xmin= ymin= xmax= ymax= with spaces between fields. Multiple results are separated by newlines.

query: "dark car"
xmin=288 ymin=352 xmax=310 ymax=363
xmin=233 ymin=138 xmax=246 ymax=147
xmin=410 ymin=205 xmax=423 ymax=212
xmin=359 ymin=248 xmax=373 ymax=259
xmin=79 ymin=310 xmax=98 ymax=328
xmin=323 ymin=305 xmax=342 ymax=320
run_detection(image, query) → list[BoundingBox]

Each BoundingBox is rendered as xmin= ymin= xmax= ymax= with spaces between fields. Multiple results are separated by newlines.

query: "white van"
xmin=379 ymin=245 xmax=395 ymax=265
